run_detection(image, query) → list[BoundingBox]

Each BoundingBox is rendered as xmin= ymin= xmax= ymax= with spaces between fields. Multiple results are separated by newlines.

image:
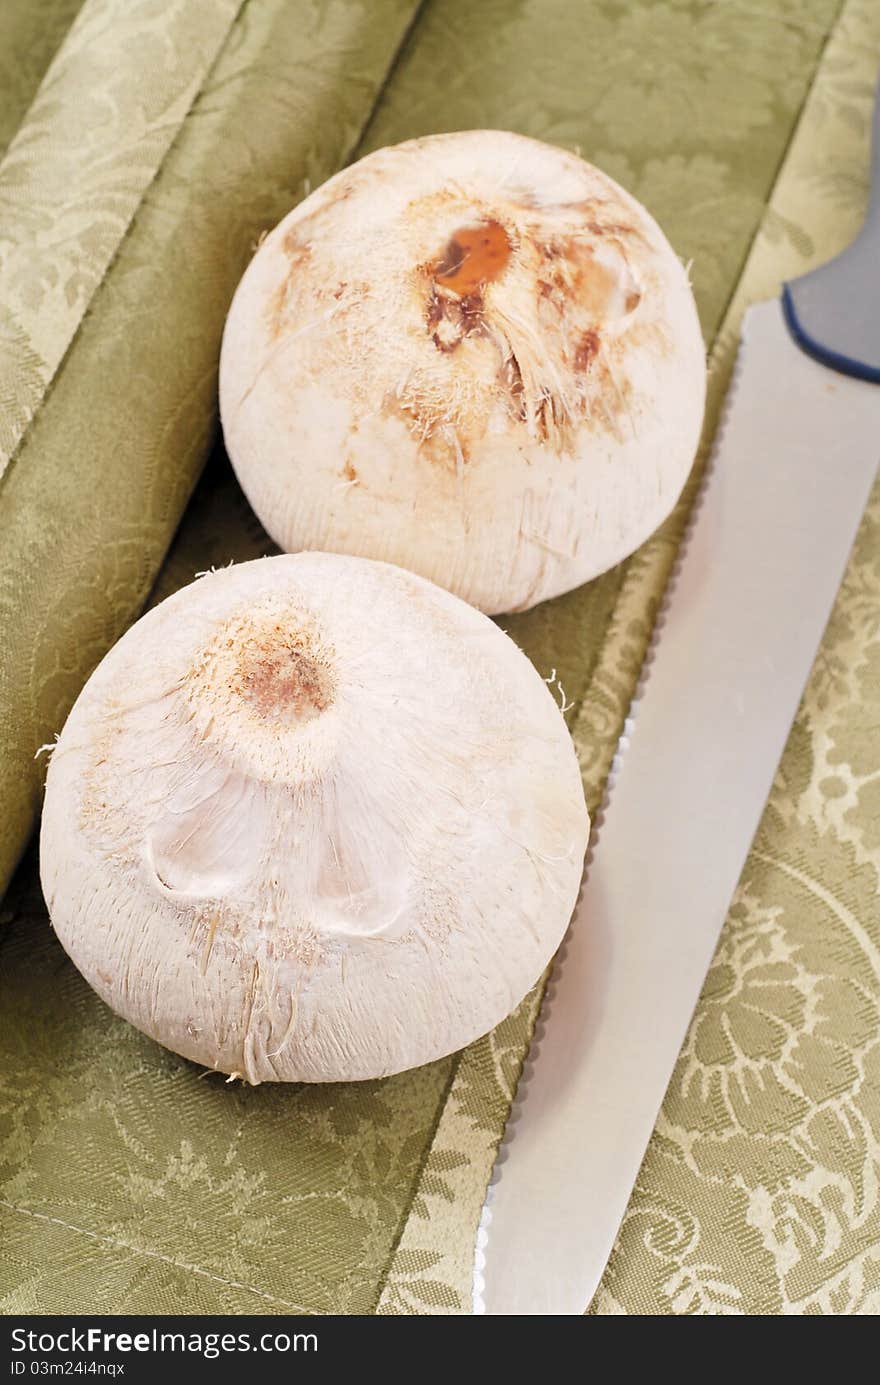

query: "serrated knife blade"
xmin=474 ymin=290 xmax=880 ymax=1314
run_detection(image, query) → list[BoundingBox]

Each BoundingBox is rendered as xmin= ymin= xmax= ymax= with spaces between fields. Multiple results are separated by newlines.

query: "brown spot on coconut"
xmin=40 ymin=554 xmax=588 ymax=1084
xmin=431 ymin=218 xmax=512 ymax=295
xmin=220 ymin=130 xmax=706 ymax=614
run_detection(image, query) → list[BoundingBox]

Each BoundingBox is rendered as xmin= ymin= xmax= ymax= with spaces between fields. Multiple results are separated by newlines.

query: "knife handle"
xmin=782 ymin=75 xmax=880 ymax=384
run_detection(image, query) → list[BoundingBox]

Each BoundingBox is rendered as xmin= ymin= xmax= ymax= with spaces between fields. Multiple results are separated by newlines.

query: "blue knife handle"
xmin=782 ymin=76 xmax=880 ymax=384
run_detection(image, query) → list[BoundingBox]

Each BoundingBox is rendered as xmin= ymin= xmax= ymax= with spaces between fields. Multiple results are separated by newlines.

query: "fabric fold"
xmin=0 ymin=0 xmax=84 ymax=158
xmin=0 ymin=0 xmax=244 ymax=472
xmin=0 ymin=0 xmax=423 ymax=891
xmin=377 ymin=0 xmax=880 ymax=1314
xmin=2 ymin=0 xmax=875 ymax=1320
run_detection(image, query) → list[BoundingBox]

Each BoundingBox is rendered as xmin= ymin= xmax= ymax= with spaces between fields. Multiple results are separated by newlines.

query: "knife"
xmin=474 ymin=81 xmax=880 ymax=1316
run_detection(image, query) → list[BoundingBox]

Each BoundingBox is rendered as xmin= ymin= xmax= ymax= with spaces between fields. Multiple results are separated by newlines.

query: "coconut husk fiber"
xmin=4 ymin=0 xmax=879 ymax=1319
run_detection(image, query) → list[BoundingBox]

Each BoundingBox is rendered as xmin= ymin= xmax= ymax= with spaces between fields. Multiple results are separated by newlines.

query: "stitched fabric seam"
xmin=370 ymin=1049 xmax=463 ymax=1313
xmin=0 ymin=1197 xmax=311 ymax=1313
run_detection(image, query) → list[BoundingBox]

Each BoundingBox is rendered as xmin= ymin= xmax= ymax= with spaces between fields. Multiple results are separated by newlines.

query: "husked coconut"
xmin=220 ymin=130 xmax=705 ymax=615
xmin=40 ymin=554 xmax=588 ymax=1083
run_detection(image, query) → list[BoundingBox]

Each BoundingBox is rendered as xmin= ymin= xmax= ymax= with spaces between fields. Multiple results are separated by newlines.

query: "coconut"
xmin=220 ymin=130 xmax=705 ymax=614
xmin=40 ymin=553 xmax=588 ymax=1083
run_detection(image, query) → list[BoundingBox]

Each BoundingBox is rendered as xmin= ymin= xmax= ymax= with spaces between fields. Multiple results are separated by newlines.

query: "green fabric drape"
xmin=2 ymin=0 xmax=878 ymax=1316
xmin=0 ymin=0 xmax=85 ymax=157
xmin=0 ymin=0 xmax=422 ymax=892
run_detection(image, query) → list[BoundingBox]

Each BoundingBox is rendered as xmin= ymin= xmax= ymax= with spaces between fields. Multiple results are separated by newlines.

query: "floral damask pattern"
xmin=590 ymin=0 xmax=880 ymax=1314
xmin=0 ymin=860 xmax=455 ymax=1314
xmin=371 ymin=0 xmax=879 ymax=1314
xmin=0 ymin=0 xmax=83 ymax=158
xmin=0 ymin=0 xmax=243 ymax=472
xmin=0 ymin=0 xmax=422 ymax=891
xmin=2 ymin=0 xmax=877 ymax=1317
xmin=362 ymin=0 xmax=840 ymax=347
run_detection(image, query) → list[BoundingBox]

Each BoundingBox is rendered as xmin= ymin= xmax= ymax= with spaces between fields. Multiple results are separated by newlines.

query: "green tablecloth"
xmin=1 ymin=0 xmax=877 ymax=1315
